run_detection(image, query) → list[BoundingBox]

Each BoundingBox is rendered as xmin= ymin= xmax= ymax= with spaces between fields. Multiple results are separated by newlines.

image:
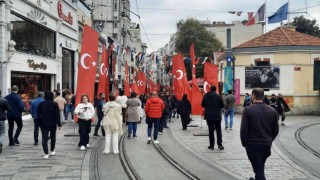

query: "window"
xmin=62 ymin=49 xmax=74 ymax=91
xmin=114 ymin=23 xmax=117 ymax=28
xmin=113 ymin=33 xmax=118 ymax=39
xmin=314 ymin=60 xmax=320 ymax=90
xmin=78 ymin=26 xmax=83 ymax=43
xmin=255 ymin=58 xmax=270 ymax=66
xmin=114 ymin=0 xmax=117 ymax=10
xmin=10 ymin=13 xmax=56 ymax=58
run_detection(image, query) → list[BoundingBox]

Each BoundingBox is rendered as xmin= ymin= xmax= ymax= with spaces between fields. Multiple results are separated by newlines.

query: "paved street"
xmin=0 ymin=115 xmax=319 ymax=180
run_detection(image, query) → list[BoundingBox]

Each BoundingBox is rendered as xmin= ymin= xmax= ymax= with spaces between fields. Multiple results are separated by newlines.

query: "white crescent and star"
xmin=176 ymin=70 xmax=183 ymax=80
xmin=80 ymin=53 xmax=92 ymax=69
xmin=203 ymin=81 xmax=210 ymax=93
xmin=105 ymin=68 xmax=109 ymax=77
xmin=100 ymin=63 xmax=105 ymax=75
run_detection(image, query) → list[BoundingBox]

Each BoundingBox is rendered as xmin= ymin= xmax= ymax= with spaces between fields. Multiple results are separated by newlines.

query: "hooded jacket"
xmin=37 ymin=91 xmax=61 ymax=128
xmin=201 ymin=91 xmax=224 ymax=121
xmin=102 ymin=101 xmax=123 ymax=134
xmin=145 ymin=97 xmax=165 ymax=119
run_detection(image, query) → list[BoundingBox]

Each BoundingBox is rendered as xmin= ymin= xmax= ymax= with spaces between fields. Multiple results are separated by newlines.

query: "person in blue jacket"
xmin=30 ymin=92 xmax=44 ymax=145
xmin=5 ymin=85 xmax=24 ymax=146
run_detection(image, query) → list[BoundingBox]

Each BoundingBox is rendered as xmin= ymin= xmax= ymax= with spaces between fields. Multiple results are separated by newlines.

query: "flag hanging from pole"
xmin=246 ymin=3 xmax=266 ymax=26
xmin=190 ymin=43 xmax=203 ymax=115
xmin=75 ymin=25 xmax=99 ymax=122
xmin=172 ymin=53 xmax=191 ymax=101
xmin=97 ymin=44 xmax=107 ymax=97
xmin=203 ymin=62 xmax=219 ymax=94
xmin=138 ymin=70 xmax=146 ymax=94
xmin=268 ymin=2 xmax=289 ymax=24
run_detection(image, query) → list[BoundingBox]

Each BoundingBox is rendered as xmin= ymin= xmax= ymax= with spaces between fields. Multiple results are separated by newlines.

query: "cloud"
xmin=131 ymin=0 xmax=320 ymax=53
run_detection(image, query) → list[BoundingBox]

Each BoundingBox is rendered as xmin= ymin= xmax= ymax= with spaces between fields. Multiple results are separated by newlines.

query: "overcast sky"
xmin=130 ymin=0 xmax=320 ymax=53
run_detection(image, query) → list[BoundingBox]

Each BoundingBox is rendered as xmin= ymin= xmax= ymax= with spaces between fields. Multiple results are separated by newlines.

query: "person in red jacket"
xmin=145 ymin=92 xmax=164 ymax=144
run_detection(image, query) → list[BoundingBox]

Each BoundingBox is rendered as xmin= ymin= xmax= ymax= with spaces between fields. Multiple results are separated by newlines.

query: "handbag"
xmin=101 ymin=107 xmax=112 ymax=126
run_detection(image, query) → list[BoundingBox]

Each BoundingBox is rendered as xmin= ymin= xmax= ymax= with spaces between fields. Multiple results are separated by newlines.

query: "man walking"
xmin=0 ymin=90 xmax=10 ymax=153
xmin=37 ymin=91 xmax=61 ymax=159
xmin=5 ymin=85 xmax=24 ymax=146
xmin=30 ymin=91 xmax=44 ymax=145
xmin=93 ymin=93 xmax=106 ymax=137
xmin=64 ymin=90 xmax=74 ymax=121
xmin=116 ymin=90 xmax=128 ymax=125
xmin=145 ymin=92 xmax=164 ymax=144
xmin=241 ymin=88 xmax=279 ymax=180
xmin=224 ymin=90 xmax=235 ymax=130
xmin=201 ymin=86 xmax=225 ymax=150
xmin=54 ymin=91 xmax=66 ymax=124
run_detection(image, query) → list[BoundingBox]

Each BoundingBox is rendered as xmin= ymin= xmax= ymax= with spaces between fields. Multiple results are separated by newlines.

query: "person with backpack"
xmin=177 ymin=94 xmax=191 ymax=130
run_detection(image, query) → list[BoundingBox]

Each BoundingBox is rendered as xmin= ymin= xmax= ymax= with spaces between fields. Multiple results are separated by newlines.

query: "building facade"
xmin=0 ymin=0 xmax=78 ymax=108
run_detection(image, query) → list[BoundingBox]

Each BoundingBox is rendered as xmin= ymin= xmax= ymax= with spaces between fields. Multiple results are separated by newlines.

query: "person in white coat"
xmin=102 ymin=93 xmax=123 ymax=154
xmin=116 ymin=90 xmax=128 ymax=125
xmin=74 ymin=94 xmax=95 ymax=151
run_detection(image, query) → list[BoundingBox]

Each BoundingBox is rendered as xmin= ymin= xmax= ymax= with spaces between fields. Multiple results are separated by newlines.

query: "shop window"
xmin=62 ymin=49 xmax=74 ymax=91
xmin=314 ymin=60 xmax=320 ymax=90
xmin=10 ymin=13 xmax=56 ymax=58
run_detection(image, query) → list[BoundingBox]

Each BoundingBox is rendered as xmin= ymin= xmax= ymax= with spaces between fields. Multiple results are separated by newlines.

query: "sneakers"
xmin=80 ymin=146 xmax=86 ymax=151
xmin=153 ymin=140 xmax=159 ymax=144
xmin=164 ymin=126 xmax=169 ymax=128
xmin=34 ymin=142 xmax=38 ymax=146
xmin=281 ymin=122 xmax=286 ymax=126
xmin=9 ymin=142 xmax=15 ymax=146
xmin=225 ymin=125 xmax=229 ymax=129
xmin=208 ymin=146 xmax=214 ymax=150
xmin=218 ymin=145 xmax=224 ymax=150
xmin=93 ymin=134 xmax=100 ymax=137
xmin=127 ymin=136 xmax=131 ymax=139
xmin=14 ymin=139 xmax=20 ymax=145
xmin=86 ymin=144 xmax=90 ymax=148
xmin=44 ymin=154 xmax=49 ymax=159
xmin=230 ymin=128 xmax=233 ymax=130
xmin=49 ymin=151 xmax=55 ymax=156
xmin=159 ymin=132 xmax=163 ymax=135
xmin=133 ymin=135 xmax=137 ymax=138
xmin=147 ymin=137 xmax=151 ymax=144
xmin=103 ymin=150 xmax=110 ymax=154
xmin=114 ymin=151 xmax=119 ymax=154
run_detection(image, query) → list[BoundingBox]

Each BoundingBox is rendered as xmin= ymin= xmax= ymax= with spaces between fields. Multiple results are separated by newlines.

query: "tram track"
xmin=118 ymin=130 xmax=201 ymax=180
xmin=295 ymin=122 xmax=320 ymax=158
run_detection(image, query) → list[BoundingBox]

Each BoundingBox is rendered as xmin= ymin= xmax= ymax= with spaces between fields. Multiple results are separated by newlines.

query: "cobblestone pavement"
xmin=0 ymin=119 xmax=98 ymax=180
xmin=169 ymin=115 xmax=320 ymax=180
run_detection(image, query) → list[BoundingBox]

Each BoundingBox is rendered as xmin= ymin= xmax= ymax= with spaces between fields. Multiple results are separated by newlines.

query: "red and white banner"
xmin=124 ymin=62 xmax=130 ymax=97
xmin=190 ymin=43 xmax=203 ymax=115
xmin=130 ymin=83 xmax=139 ymax=96
xmin=203 ymin=62 xmax=219 ymax=93
xmin=172 ymin=53 xmax=191 ymax=101
xmin=97 ymin=44 xmax=107 ymax=98
xmin=75 ymin=25 xmax=99 ymax=122
xmin=137 ymin=70 xmax=146 ymax=94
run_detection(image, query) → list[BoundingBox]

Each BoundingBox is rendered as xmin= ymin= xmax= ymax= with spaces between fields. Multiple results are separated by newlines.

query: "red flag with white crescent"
xmin=130 ymin=83 xmax=140 ymax=96
xmin=204 ymin=62 xmax=219 ymax=93
xmin=138 ymin=70 xmax=146 ymax=94
xmin=97 ymin=44 xmax=107 ymax=97
xmin=75 ymin=25 xmax=99 ymax=122
xmin=172 ymin=53 xmax=191 ymax=100
xmin=124 ymin=62 xmax=130 ymax=97
xmin=190 ymin=43 xmax=203 ymax=115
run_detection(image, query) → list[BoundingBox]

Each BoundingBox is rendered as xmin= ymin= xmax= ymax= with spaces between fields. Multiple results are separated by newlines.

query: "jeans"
xmin=246 ymin=144 xmax=271 ymax=180
xmin=127 ymin=122 xmax=137 ymax=136
xmin=33 ymin=118 xmax=40 ymax=143
xmin=147 ymin=118 xmax=160 ymax=140
xmin=7 ymin=117 xmax=23 ymax=143
xmin=40 ymin=127 xmax=56 ymax=154
xmin=78 ymin=119 xmax=91 ymax=146
xmin=224 ymin=108 xmax=235 ymax=128
xmin=60 ymin=111 xmax=65 ymax=123
xmin=94 ymin=116 xmax=105 ymax=136
xmin=65 ymin=104 xmax=74 ymax=120
xmin=206 ymin=120 xmax=222 ymax=147
xmin=0 ymin=121 xmax=5 ymax=145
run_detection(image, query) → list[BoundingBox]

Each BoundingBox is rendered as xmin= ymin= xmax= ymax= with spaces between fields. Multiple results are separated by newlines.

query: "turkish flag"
xmin=172 ymin=53 xmax=191 ymax=100
xmin=204 ymin=62 xmax=219 ymax=93
xmin=104 ymin=49 xmax=110 ymax=99
xmin=137 ymin=70 xmax=146 ymax=94
xmin=97 ymin=44 xmax=107 ymax=97
xmin=75 ymin=25 xmax=99 ymax=122
xmin=190 ymin=43 xmax=203 ymax=115
xmin=124 ymin=62 xmax=130 ymax=97
xmin=130 ymin=83 xmax=139 ymax=95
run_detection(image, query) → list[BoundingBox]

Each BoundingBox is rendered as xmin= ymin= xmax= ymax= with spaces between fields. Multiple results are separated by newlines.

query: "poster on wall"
xmin=224 ymin=66 xmax=233 ymax=94
xmin=245 ymin=66 xmax=280 ymax=89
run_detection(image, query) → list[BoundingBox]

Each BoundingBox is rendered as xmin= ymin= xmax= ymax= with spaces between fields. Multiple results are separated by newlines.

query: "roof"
xmin=234 ymin=27 xmax=320 ymax=49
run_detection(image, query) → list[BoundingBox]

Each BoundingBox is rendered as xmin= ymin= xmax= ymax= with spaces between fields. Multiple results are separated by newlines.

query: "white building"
xmin=0 ymin=0 xmax=78 ymax=107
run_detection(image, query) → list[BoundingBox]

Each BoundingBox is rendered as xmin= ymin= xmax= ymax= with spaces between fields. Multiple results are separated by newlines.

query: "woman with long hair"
xmin=74 ymin=94 xmax=95 ymax=151
xmin=126 ymin=92 xmax=141 ymax=139
xmin=102 ymin=93 xmax=123 ymax=154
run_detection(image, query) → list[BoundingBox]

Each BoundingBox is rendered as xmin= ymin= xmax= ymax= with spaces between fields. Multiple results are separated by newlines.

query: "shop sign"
xmin=57 ymin=1 xmax=73 ymax=25
xmin=27 ymin=59 xmax=47 ymax=70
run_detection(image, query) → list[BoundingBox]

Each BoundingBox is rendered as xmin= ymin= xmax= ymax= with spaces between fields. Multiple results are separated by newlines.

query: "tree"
xmin=286 ymin=16 xmax=320 ymax=37
xmin=175 ymin=18 xmax=224 ymax=78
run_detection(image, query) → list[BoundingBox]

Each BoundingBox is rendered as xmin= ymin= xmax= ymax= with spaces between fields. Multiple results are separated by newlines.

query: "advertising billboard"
xmin=245 ymin=66 xmax=280 ymax=89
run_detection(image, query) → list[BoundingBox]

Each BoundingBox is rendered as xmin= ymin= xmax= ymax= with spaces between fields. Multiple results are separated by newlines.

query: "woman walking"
xmin=37 ymin=91 xmax=61 ymax=159
xmin=74 ymin=94 xmax=95 ymax=151
xmin=177 ymin=94 xmax=191 ymax=130
xmin=126 ymin=92 xmax=141 ymax=139
xmin=102 ymin=93 xmax=123 ymax=154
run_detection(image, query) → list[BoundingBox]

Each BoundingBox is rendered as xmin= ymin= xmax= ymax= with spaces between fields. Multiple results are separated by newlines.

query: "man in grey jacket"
xmin=241 ymin=88 xmax=279 ymax=180
xmin=0 ymin=90 xmax=10 ymax=153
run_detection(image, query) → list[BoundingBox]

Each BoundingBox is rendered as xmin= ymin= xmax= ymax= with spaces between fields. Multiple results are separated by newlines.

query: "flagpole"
xmin=264 ymin=0 xmax=267 ymax=34
xmin=288 ymin=0 xmax=291 ymax=23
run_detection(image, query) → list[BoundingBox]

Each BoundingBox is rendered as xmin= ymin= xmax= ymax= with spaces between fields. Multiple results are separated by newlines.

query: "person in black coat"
xmin=177 ymin=94 xmax=191 ymax=130
xmin=201 ymin=86 xmax=225 ymax=150
xmin=37 ymin=91 xmax=61 ymax=159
